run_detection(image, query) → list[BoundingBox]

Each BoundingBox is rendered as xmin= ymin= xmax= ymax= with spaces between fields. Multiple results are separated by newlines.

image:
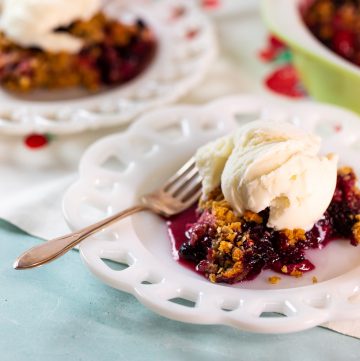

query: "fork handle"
xmin=13 ymin=205 xmax=148 ymax=270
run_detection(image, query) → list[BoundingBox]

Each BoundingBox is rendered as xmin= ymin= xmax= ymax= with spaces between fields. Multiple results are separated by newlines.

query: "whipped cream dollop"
xmin=0 ymin=0 xmax=101 ymax=53
xmin=195 ymin=120 xmax=338 ymax=231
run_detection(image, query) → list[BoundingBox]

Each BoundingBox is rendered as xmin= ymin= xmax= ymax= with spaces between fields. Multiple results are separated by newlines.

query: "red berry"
xmin=265 ymin=65 xmax=306 ymax=98
xmin=24 ymin=133 xmax=49 ymax=149
xmin=258 ymin=34 xmax=287 ymax=63
xmin=269 ymin=35 xmax=285 ymax=50
xmin=332 ymin=30 xmax=355 ymax=59
xmin=258 ymin=48 xmax=278 ymax=62
xmin=186 ymin=28 xmax=200 ymax=39
xmin=201 ymin=0 xmax=220 ymax=9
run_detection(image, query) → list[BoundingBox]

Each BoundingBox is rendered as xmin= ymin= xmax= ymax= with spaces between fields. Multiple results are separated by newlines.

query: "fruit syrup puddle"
xmin=167 ymin=169 xmax=360 ymax=284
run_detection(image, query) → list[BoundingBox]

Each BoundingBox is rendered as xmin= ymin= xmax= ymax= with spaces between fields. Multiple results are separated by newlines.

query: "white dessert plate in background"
xmin=63 ymin=95 xmax=360 ymax=333
xmin=0 ymin=0 xmax=216 ymax=135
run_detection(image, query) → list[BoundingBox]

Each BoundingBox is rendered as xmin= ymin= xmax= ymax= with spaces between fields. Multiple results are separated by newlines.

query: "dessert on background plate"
xmin=302 ymin=0 xmax=360 ymax=67
xmin=0 ymin=0 xmax=156 ymax=92
xmin=169 ymin=120 xmax=360 ymax=284
xmin=0 ymin=0 xmax=216 ymax=135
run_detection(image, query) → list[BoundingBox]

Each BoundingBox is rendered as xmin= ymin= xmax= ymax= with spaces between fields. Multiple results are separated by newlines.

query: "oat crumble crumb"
xmin=243 ymin=210 xmax=263 ymax=224
xmin=281 ymin=229 xmax=306 ymax=246
xmin=338 ymin=166 xmax=353 ymax=176
xmin=209 ymin=274 xmax=216 ymax=283
xmin=218 ymin=241 xmax=233 ymax=254
xmin=352 ymin=214 xmax=360 ymax=244
xmin=268 ymin=276 xmax=281 ymax=285
xmin=290 ymin=269 xmax=303 ymax=278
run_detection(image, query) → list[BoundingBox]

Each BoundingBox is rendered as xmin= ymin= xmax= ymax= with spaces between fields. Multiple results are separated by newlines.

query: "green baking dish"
xmin=262 ymin=0 xmax=360 ymax=115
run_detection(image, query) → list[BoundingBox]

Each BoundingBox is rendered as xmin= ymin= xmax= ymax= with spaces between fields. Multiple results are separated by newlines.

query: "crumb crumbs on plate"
xmin=268 ymin=276 xmax=281 ymax=285
xmin=312 ymin=276 xmax=318 ymax=284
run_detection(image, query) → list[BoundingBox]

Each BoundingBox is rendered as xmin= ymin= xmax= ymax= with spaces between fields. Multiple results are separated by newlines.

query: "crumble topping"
xmin=280 ymin=229 xmax=306 ymax=246
xmin=243 ymin=210 xmax=263 ymax=224
xmin=338 ymin=166 xmax=353 ymax=177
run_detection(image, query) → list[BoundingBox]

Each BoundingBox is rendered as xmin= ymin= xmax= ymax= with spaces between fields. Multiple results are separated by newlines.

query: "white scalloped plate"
xmin=0 ymin=0 xmax=216 ymax=135
xmin=63 ymin=95 xmax=360 ymax=334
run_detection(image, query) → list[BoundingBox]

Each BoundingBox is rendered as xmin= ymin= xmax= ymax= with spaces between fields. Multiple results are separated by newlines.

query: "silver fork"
xmin=14 ymin=157 xmax=202 ymax=270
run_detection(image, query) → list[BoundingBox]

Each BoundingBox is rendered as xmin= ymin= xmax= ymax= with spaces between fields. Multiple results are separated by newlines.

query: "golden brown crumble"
xmin=290 ymin=269 xmax=303 ymax=278
xmin=338 ymin=166 xmax=353 ymax=177
xmin=243 ymin=210 xmax=263 ymax=224
xmin=209 ymin=274 xmax=216 ymax=283
xmin=280 ymin=229 xmax=306 ymax=246
xmin=232 ymin=247 xmax=243 ymax=262
xmin=352 ymin=215 xmax=360 ymax=245
xmin=280 ymin=264 xmax=302 ymax=277
xmin=218 ymin=241 xmax=233 ymax=254
xmin=312 ymin=276 xmax=318 ymax=284
xmin=221 ymin=261 xmax=244 ymax=279
xmin=268 ymin=276 xmax=281 ymax=285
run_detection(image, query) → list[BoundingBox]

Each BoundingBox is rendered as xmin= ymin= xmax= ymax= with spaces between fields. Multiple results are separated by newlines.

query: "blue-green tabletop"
xmin=1 ymin=219 xmax=360 ymax=361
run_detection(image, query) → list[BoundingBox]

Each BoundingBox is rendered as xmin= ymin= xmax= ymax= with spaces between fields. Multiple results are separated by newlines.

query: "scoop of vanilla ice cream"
xmin=195 ymin=135 xmax=234 ymax=195
xmin=0 ymin=0 xmax=101 ymax=53
xmin=195 ymin=120 xmax=338 ymax=231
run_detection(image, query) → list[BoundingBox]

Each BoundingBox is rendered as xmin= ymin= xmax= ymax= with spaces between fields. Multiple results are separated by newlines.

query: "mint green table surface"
xmin=1 ymin=219 xmax=360 ymax=361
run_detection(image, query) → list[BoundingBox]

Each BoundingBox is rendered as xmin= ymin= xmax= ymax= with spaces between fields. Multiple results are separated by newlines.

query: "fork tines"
xmin=164 ymin=157 xmax=202 ymax=204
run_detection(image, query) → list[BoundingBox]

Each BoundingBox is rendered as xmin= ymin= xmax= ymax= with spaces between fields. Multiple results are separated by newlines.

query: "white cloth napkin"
xmin=1 ymin=4 xmax=359 ymax=338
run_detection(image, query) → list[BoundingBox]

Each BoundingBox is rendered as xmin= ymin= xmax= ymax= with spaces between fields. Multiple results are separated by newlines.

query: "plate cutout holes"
xmin=101 ymin=156 xmax=128 ymax=173
xmin=234 ymin=111 xmax=260 ymax=127
xmin=315 ymin=119 xmax=342 ymax=138
xmin=168 ymin=297 xmax=196 ymax=308
xmin=220 ymin=299 xmax=240 ymax=312
xmin=259 ymin=312 xmax=286 ymax=318
xmin=140 ymin=274 xmax=163 ymax=285
xmin=258 ymin=302 xmax=292 ymax=318
xmin=101 ymin=258 xmax=129 ymax=271
xmin=304 ymin=294 xmax=331 ymax=309
xmin=154 ymin=122 xmax=184 ymax=140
